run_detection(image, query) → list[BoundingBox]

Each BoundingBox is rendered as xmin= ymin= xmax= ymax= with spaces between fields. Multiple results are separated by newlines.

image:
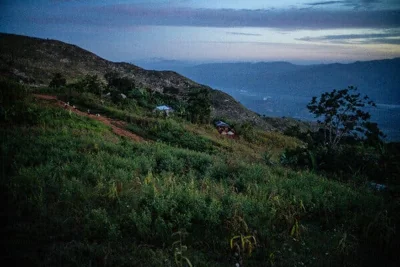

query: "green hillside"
xmin=1 ymin=77 xmax=399 ymax=266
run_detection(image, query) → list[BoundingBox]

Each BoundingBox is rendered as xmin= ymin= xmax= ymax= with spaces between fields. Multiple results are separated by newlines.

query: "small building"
xmin=215 ymin=120 xmax=230 ymax=130
xmin=215 ymin=120 xmax=235 ymax=138
xmin=154 ymin=105 xmax=174 ymax=116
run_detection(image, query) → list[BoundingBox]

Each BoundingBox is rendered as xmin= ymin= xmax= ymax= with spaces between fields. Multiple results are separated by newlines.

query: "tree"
xmin=76 ymin=74 xmax=104 ymax=96
xmin=49 ymin=73 xmax=66 ymax=88
xmin=363 ymin=121 xmax=386 ymax=147
xmin=307 ymin=86 xmax=382 ymax=148
xmin=187 ymin=88 xmax=211 ymax=124
xmin=104 ymin=72 xmax=135 ymax=94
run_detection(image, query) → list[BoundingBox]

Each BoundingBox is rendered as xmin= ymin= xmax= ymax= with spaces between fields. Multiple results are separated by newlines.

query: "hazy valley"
xmin=135 ymin=58 xmax=400 ymax=140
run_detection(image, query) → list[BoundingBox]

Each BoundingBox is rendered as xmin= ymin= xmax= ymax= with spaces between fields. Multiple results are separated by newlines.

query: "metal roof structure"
xmin=154 ymin=105 xmax=172 ymax=111
xmin=215 ymin=120 xmax=230 ymax=127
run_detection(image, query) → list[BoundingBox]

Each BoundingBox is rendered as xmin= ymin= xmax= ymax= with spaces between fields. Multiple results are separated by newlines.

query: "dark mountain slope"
xmin=0 ymin=33 xmax=272 ymax=129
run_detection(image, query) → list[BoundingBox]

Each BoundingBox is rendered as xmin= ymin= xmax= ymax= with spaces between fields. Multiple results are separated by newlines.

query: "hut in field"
xmin=215 ymin=120 xmax=235 ymax=138
xmin=153 ymin=105 xmax=174 ymax=116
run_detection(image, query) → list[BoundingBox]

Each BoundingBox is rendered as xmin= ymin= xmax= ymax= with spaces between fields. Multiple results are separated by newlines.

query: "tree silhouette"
xmin=187 ymin=88 xmax=211 ymax=124
xmin=77 ymin=74 xmax=104 ymax=96
xmin=307 ymin=86 xmax=383 ymax=148
xmin=104 ymin=72 xmax=135 ymax=94
xmin=49 ymin=73 xmax=66 ymax=88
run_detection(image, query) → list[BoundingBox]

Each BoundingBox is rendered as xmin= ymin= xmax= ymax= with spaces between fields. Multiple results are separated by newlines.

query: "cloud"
xmin=368 ymin=38 xmax=400 ymax=44
xmin=297 ymin=31 xmax=400 ymax=44
xmin=306 ymin=1 xmax=346 ymax=6
xmin=226 ymin=32 xmax=262 ymax=36
xmin=298 ymin=31 xmax=400 ymax=40
xmin=347 ymin=0 xmax=383 ymax=9
xmin=27 ymin=5 xmax=400 ymax=30
xmin=305 ymin=0 xmax=399 ymax=9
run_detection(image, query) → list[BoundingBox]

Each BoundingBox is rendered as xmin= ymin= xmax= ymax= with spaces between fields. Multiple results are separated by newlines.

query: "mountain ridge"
xmin=160 ymin=57 xmax=400 ymax=104
xmin=0 ymin=32 xmax=275 ymax=130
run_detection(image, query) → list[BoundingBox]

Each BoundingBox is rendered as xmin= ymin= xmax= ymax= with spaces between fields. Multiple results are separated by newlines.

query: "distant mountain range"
xmin=132 ymin=57 xmax=400 ymax=140
xmin=134 ymin=58 xmax=400 ymax=105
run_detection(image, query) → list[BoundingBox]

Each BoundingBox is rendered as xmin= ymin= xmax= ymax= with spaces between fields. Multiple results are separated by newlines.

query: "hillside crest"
xmin=0 ymin=32 xmax=273 ymax=129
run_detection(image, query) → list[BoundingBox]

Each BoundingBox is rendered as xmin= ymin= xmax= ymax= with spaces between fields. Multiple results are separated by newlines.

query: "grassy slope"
xmin=1 ymin=85 xmax=399 ymax=266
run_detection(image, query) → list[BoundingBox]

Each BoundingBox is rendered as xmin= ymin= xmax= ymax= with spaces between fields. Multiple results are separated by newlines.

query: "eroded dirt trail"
xmin=33 ymin=94 xmax=145 ymax=142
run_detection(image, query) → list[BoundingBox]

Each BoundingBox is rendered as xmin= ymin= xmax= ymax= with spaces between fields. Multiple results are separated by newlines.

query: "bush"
xmin=73 ymin=74 xmax=105 ymax=96
xmin=235 ymin=121 xmax=256 ymax=141
xmin=127 ymin=119 xmax=216 ymax=153
xmin=0 ymin=78 xmax=39 ymax=124
xmin=49 ymin=72 xmax=66 ymax=88
xmin=105 ymin=72 xmax=135 ymax=94
xmin=280 ymin=142 xmax=397 ymax=184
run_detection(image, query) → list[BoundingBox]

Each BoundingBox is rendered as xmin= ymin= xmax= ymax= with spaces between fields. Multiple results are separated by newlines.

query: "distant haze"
xmin=1 ymin=0 xmax=400 ymax=62
xmin=134 ymin=58 xmax=400 ymax=104
xmin=134 ymin=58 xmax=400 ymax=140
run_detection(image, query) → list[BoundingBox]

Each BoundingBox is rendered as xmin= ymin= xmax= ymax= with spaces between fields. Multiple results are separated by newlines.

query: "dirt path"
xmin=33 ymin=94 xmax=145 ymax=142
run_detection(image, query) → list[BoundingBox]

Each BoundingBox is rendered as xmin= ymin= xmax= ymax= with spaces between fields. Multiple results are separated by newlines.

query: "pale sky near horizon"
xmin=1 ymin=0 xmax=400 ymax=63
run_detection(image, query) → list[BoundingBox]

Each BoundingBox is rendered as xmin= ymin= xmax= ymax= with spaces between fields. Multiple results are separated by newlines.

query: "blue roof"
xmin=215 ymin=121 xmax=230 ymax=127
xmin=155 ymin=105 xmax=172 ymax=111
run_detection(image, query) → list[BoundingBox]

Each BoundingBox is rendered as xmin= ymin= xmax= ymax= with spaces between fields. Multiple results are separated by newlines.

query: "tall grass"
xmin=1 ymin=85 xmax=399 ymax=266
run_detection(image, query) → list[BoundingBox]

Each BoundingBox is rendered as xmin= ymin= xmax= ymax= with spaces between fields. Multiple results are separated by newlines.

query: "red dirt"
xmin=33 ymin=94 xmax=145 ymax=142
xmin=33 ymin=94 xmax=57 ymax=100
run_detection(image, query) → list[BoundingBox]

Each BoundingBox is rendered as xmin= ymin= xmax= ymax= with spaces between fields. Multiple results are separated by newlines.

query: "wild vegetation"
xmin=306 ymin=86 xmax=383 ymax=148
xmin=1 ymin=76 xmax=399 ymax=267
xmin=281 ymin=87 xmax=399 ymax=188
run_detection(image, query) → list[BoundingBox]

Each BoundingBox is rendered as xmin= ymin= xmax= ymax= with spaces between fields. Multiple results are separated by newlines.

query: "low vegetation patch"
xmin=1 ymin=79 xmax=399 ymax=266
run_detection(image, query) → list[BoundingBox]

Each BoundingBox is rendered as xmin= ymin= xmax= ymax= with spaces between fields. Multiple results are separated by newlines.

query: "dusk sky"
xmin=1 ymin=0 xmax=400 ymax=64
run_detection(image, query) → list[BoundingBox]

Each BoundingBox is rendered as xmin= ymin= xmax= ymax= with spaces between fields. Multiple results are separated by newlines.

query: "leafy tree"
xmin=187 ymin=88 xmax=211 ymax=124
xmin=104 ymin=72 xmax=135 ymax=94
xmin=307 ymin=86 xmax=382 ymax=148
xmin=363 ymin=121 xmax=386 ymax=147
xmin=49 ymin=72 xmax=66 ymax=88
xmin=175 ymin=102 xmax=188 ymax=117
xmin=76 ymin=74 xmax=104 ymax=96
xmin=236 ymin=121 xmax=255 ymax=141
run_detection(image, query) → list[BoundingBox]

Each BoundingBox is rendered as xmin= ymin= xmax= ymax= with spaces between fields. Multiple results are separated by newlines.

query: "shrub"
xmin=0 ymin=79 xmax=40 ymax=124
xmin=49 ymin=72 xmax=66 ymax=88
xmin=74 ymin=74 xmax=105 ymax=95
